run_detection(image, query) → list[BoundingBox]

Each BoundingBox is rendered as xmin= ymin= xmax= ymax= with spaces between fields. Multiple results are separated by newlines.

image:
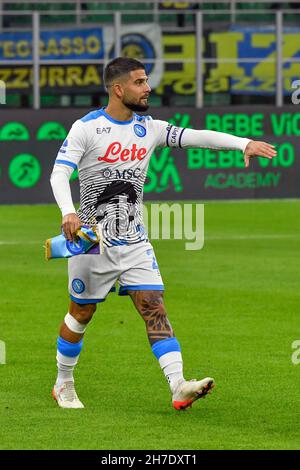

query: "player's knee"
xmin=70 ymin=302 xmax=97 ymax=324
xmin=146 ymin=291 xmax=165 ymax=308
xmin=139 ymin=291 xmax=166 ymax=317
xmin=139 ymin=291 xmax=173 ymax=336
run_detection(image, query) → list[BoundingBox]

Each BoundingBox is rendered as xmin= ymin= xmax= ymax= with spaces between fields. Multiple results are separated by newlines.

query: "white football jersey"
xmin=53 ymin=107 xmax=185 ymax=246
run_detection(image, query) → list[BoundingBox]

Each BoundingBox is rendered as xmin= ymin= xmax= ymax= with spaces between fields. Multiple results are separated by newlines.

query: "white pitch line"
xmin=0 ymin=241 xmax=42 ymax=245
xmin=0 ymin=234 xmax=300 ymax=246
xmin=206 ymin=234 xmax=300 ymax=241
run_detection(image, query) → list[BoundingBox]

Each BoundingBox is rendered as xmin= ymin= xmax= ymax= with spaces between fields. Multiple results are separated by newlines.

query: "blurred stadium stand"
xmin=0 ymin=1 xmax=300 ymax=108
xmin=2 ymin=1 xmax=300 ymax=28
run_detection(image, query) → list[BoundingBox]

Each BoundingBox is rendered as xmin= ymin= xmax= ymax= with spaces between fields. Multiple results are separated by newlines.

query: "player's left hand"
xmin=244 ymin=141 xmax=277 ymax=168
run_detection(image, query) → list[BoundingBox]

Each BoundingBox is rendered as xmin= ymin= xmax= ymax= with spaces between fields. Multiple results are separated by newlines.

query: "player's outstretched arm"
xmin=173 ymin=128 xmax=277 ymax=167
xmin=243 ymin=140 xmax=277 ymax=168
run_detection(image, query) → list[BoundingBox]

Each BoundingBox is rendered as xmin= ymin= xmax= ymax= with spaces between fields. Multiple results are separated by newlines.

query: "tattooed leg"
xmin=128 ymin=289 xmax=215 ymax=407
xmin=128 ymin=289 xmax=184 ymax=393
xmin=128 ymin=290 xmax=174 ymax=345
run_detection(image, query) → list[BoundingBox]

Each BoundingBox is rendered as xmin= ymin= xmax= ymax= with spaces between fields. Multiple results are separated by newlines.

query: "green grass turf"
xmin=0 ymin=200 xmax=300 ymax=450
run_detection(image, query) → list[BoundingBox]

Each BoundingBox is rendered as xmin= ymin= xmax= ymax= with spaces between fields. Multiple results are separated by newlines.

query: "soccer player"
xmin=50 ymin=57 xmax=276 ymax=409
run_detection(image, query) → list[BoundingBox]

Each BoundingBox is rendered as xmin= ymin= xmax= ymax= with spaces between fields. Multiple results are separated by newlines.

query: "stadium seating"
xmin=2 ymin=1 xmax=298 ymax=108
xmin=3 ymin=1 xmax=299 ymax=28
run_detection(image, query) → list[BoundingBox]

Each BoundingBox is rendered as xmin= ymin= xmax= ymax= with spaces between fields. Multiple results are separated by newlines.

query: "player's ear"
xmin=113 ymin=83 xmax=124 ymax=99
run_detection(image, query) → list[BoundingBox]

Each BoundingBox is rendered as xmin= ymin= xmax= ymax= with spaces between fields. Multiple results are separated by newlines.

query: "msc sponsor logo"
xmin=97 ymin=142 xmax=147 ymax=163
xmin=96 ymin=127 xmax=111 ymax=134
xmin=102 ymin=168 xmax=113 ymax=178
xmin=101 ymin=167 xmax=143 ymax=180
xmin=134 ymin=123 xmax=146 ymax=137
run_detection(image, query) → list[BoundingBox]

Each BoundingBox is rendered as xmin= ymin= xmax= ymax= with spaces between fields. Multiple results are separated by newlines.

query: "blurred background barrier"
xmin=1 ymin=1 xmax=300 ymax=108
xmin=1 ymin=106 xmax=299 ymax=203
xmin=1 ymin=1 xmax=300 ymax=203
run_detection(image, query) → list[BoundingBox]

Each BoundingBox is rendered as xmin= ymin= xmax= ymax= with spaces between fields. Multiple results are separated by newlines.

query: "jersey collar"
xmin=101 ymin=107 xmax=134 ymax=125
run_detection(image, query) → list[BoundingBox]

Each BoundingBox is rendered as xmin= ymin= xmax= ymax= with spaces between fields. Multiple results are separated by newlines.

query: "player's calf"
xmin=129 ymin=291 xmax=183 ymax=395
xmin=129 ymin=290 xmax=215 ymax=410
xmin=53 ymin=302 xmax=97 ymax=408
xmin=128 ymin=290 xmax=174 ymax=345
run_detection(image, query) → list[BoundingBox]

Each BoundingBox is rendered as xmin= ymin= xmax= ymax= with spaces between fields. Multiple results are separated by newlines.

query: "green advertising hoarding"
xmin=0 ymin=106 xmax=299 ymax=204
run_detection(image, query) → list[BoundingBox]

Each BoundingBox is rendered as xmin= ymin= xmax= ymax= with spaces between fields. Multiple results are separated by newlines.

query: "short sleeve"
xmin=54 ymin=120 xmax=87 ymax=170
xmin=152 ymin=119 xmax=186 ymax=148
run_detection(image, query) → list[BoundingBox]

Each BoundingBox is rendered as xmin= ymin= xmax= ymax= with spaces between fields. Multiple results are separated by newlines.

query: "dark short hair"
xmin=103 ymin=57 xmax=146 ymax=89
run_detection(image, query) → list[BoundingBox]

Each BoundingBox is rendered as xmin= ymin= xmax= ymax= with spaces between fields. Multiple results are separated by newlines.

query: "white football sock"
xmin=56 ymin=363 xmax=74 ymax=387
xmin=56 ymin=351 xmax=79 ymax=387
xmin=158 ymin=351 xmax=184 ymax=394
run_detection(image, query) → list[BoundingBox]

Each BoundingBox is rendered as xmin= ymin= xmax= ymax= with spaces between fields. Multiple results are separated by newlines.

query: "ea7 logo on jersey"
xmin=96 ymin=127 xmax=111 ymax=134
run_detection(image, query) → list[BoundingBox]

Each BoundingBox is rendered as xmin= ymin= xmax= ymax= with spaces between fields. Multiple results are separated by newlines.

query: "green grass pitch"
xmin=0 ymin=200 xmax=300 ymax=450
